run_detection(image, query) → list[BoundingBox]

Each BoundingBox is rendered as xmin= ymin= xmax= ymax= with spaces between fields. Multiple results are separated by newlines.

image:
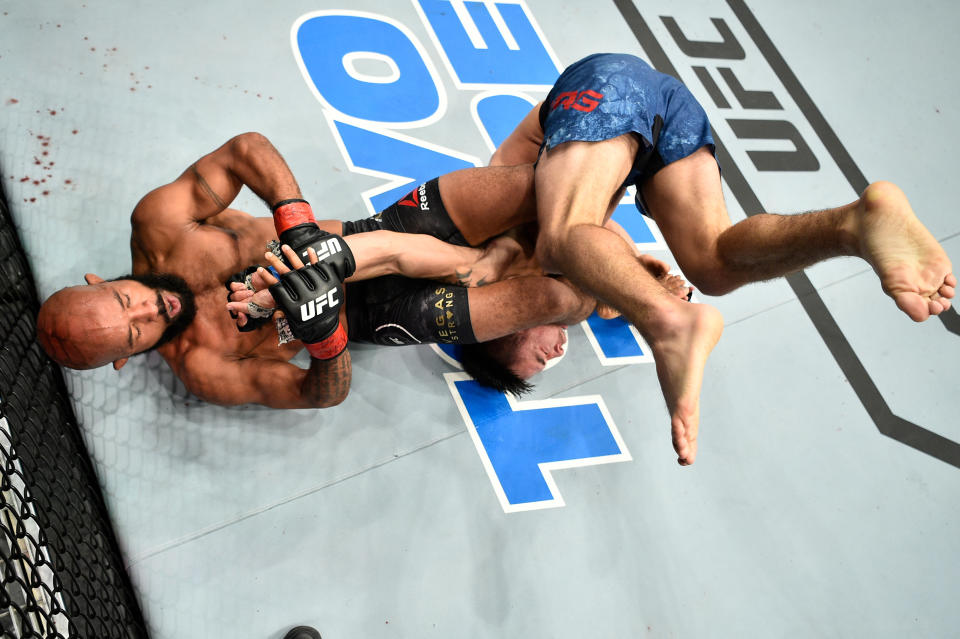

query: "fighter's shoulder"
xmin=171 ymin=341 xmax=245 ymax=403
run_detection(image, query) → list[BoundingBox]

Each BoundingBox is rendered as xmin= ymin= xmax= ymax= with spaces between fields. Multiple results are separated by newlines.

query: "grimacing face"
xmin=506 ymin=324 xmax=568 ymax=379
xmin=37 ymin=273 xmax=195 ymax=370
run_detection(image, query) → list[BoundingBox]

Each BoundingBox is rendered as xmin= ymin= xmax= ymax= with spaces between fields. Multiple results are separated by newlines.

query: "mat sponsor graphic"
xmin=614 ymin=0 xmax=960 ymax=467
xmin=291 ymin=1 xmax=648 ymax=511
xmin=445 ymin=373 xmax=631 ymax=513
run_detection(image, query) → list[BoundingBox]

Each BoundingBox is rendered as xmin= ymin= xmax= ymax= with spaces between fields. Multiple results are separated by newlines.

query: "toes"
xmin=895 ymin=293 xmax=930 ymax=322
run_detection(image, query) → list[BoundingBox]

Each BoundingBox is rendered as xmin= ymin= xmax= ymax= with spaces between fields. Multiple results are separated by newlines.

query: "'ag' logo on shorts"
xmin=551 ymin=89 xmax=604 ymax=113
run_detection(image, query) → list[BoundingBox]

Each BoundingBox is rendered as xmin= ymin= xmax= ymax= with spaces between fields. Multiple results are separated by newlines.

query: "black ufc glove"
xmin=272 ymin=198 xmax=356 ymax=281
xmin=269 ymin=261 xmax=347 ymax=360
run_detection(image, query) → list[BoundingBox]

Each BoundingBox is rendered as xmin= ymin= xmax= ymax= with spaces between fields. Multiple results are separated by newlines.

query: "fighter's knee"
xmin=680 ymin=262 xmax=739 ymax=297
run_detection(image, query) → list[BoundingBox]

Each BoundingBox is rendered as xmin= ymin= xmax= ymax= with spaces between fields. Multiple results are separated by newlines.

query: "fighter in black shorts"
xmin=229 ymin=173 xmax=604 ymax=394
xmin=340 ymin=179 xmax=478 ymax=348
xmin=228 ymin=164 xmax=690 ymax=394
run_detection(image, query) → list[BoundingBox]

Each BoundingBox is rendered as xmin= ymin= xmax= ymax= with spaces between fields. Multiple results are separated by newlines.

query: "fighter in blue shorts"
xmin=538 ymin=52 xmax=716 ymax=213
xmin=493 ymin=52 xmax=954 ymax=467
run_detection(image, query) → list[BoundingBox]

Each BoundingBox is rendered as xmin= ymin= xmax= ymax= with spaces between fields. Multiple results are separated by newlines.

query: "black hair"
xmin=458 ymin=340 xmax=534 ymax=396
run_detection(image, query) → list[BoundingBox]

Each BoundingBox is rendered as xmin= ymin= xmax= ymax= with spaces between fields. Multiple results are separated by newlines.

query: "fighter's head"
xmin=459 ymin=324 xmax=568 ymax=395
xmin=37 ymin=272 xmax=197 ymax=370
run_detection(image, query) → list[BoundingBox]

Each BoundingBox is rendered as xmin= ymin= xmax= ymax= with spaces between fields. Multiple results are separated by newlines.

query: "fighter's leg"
xmin=640 ymin=147 xmax=738 ymax=295
xmin=534 ymin=135 xmax=723 ymax=466
xmin=437 ymin=164 xmax=537 ymax=246
xmin=645 ymin=151 xmax=955 ymax=319
xmin=467 ymin=276 xmax=595 ymax=342
xmin=488 ymin=102 xmax=544 ymax=167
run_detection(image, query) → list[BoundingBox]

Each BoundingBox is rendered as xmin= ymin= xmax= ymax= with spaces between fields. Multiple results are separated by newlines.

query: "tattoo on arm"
xmin=302 ymin=349 xmax=352 ymax=407
xmin=455 ymin=268 xmax=472 ymax=287
xmin=453 ymin=268 xmax=487 ymax=287
xmin=191 ymin=164 xmax=227 ymax=209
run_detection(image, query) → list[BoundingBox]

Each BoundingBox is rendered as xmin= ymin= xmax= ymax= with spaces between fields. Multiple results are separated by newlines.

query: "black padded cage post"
xmin=0 ymin=169 xmax=148 ymax=637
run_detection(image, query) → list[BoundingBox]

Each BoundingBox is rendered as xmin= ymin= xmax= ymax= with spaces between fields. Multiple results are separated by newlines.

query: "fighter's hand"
xmin=268 ymin=246 xmax=348 ymax=360
xmin=225 ymin=246 xmax=322 ymax=326
xmin=226 ymin=275 xmax=279 ymax=327
xmin=637 ymin=254 xmax=670 ymax=278
xmin=637 ymin=254 xmax=694 ymax=301
xmin=455 ymin=234 xmax=533 ymax=287
xmin=660 ymin=273 xmax=694 ymax=301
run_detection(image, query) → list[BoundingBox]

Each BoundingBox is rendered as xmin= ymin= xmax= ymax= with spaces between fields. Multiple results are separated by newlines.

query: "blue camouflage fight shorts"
xmin=539 ymin=53 xmax=717 ymax=212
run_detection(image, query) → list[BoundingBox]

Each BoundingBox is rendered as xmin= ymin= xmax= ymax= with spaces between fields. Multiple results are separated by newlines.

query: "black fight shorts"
xmin=342 ymin=178 xmax=476 ymax=345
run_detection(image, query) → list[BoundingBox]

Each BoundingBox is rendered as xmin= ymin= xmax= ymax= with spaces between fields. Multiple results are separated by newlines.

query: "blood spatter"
xmin=6 ymin=98 xmax=18 ymax=105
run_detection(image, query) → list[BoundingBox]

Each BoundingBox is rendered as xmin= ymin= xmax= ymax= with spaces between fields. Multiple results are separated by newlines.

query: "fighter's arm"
xmin=179 ymin=347 xmax=351 ymax=409
xmin=342 ymin=230 xmax=523 ymax=287
xmin=489 ymin=102 xmax=544 ymax=167
xmin=131 ymin=132 xmax=301 ymax=250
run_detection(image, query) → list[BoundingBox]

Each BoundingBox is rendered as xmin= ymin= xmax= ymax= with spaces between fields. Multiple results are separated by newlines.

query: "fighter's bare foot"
xmin=645 ymin=297 xmax=724 ymax=465
xmin=853 ymin=181 xmax=955 ymax=321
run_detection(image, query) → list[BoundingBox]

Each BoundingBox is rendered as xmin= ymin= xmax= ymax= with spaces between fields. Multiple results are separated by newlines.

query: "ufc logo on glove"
xmin=303 ymin=237 xmax=343 ymax=263
xmin=299 ymin=288 xmax=340 ymax=321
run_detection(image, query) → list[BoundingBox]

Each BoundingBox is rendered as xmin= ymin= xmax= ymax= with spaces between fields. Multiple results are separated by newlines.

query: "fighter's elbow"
xmin=228 ymin=132 xmax=271 ymax=161
xmin=233 ymin=131 xmax=270 ymax=147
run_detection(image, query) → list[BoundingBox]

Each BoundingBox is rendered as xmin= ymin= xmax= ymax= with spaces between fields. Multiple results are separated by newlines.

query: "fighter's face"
xmin=37 ymin=274 xmax=196 ymax=369
xmin=508 ymin=324 xmax=567 ymax=379
xmin=91 ymin=279 xmax=185 ymax=356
